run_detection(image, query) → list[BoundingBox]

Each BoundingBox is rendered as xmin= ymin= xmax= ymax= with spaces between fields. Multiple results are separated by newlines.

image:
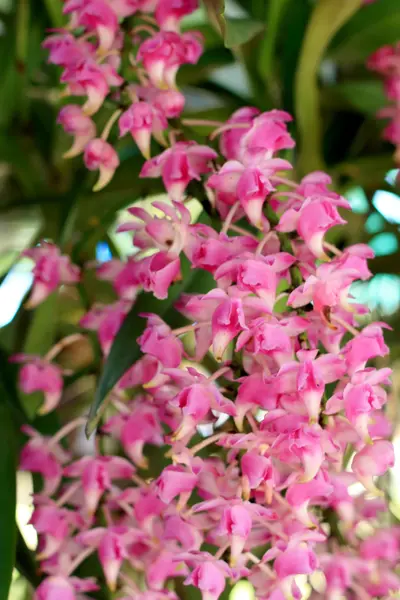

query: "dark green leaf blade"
xmin=0 ymin=400 xmax=17 ymax=600
xmin=16 ymin=528 xmax=41 ymax=587
xmin=0 ymin=346 xmax=29 ymax=426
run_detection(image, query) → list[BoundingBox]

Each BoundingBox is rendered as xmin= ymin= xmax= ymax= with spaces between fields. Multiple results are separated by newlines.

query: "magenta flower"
xmin=119 ymin=101 xmax=167 ymax=158
xmin=132 ymin=252 xmax=181 ymax=299
xmin=155 ymin=465 xmax=197 ymax=504
xmin=35 ymin=576 xmax=98 ymax=600
xmin=277 ymin=195 xmax=350 ymax=258
xmin=352 ymin=440 xmax=395 ymax=495
xmin=140 ymin=142 xmax=217 ymax=201
xmin=12 ymin=354 xmax=64 ymax=414
xmin=76 ymin=0 xmax=118 ymax=52
xmin=23 ymin=242 xmax=80 ymax=308
xmin=138 ymin=314 xmax=183 ymax=367
xmin=20 ymin=426 xmax=70 ymax=495
xmin=84 ymin=138 xmax=120 ymax=191
xmin=185 ymin=562 xmax=226 ymax=600
xmin=77 ymin=527 xmax=132 ymax=591
xmin=80 ymin=300 xmax=132 ymax=355
xmin=57 ymin=105 xmax=96 ymax=158
xmin=155 ymin=0 xmax=198 ymax=32
xmin=137 ymin=31 xmax=202 ymax=88
xmin=62 ymin=61 xmax=121 ymax=116
xmin=220 ymin=107 xmax=260 ymax=160
xmin=64 ymin=456 xmax=135 ymax=515
xmin=103 ymin=402 xmax=163 ymax=467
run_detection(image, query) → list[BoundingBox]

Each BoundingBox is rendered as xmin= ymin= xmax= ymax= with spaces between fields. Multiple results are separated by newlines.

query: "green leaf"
xmin=279 ymin=0 xmax=311 ymax=115
xmin=0 ymin=400 xmax=17 ymax=600
xmin=0 ymin=345 xmax=28 ymax=426
xmin=223 ymin=18 xmax=264 ymax=48
xmin=295 ymin=0 xmax=363 ymax=175
xmin=87 ymin=217 xmax=215 ymax=436
xmin=322 ymin=80 xmax=386 ymax=116
xmin=258 ymin=0 xmax=290 ymax=81
xmin=334 ymin=154 xmax=394 ymax=191
xmin=329 ymin=0 xmax=400 ymax=64
xmin=23 ymin=293 xmax=58 ymax=356
xmin=16 ymin=528 xmax=41 ymax=587
xmin=202 ymin=0 xmax=264 ymax=48
xmin=203 ymin=0 xmax=226 ymax=38
xmin=42 ymin=0 xmax=64 ymax=28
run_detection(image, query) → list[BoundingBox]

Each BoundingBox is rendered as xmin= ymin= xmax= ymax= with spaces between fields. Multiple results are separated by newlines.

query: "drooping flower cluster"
xmin=368 ymin=42 xmax=400 ymax=163
xmin=44 ymin=0 xmax=201 ymax=191
xmin=15 ymin=2 xmax=399 ymax=600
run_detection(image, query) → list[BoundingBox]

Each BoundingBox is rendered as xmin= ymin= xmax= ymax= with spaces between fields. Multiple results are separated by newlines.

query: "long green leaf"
xmin=87 ymin=222 xmax=215 ymax=436
xmin=0 ymin=400 xmax=17 ymax=600
xmin=16 ymin=528 xmax=41 ymax=587
xmin=258 ymin=0 xmax=290 ymax=81
xmin=203 ymin=0 xmax=264 ymax=48
xmin=329 ymin=0 xmax=400 ymax=64
xmin=295 ymin=0 xmax=362 ymax=175
xmin=0 ymin=346 xmax=28 ymax=426
xmin=23 ymin=294 xmax=58 ymax=356
xmin=321 ymin=80 xmax=386 ymax=116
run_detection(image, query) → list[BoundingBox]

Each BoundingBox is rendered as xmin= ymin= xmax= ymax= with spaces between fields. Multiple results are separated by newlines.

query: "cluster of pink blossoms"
xmin=15 ymin=1 xmax=400 ymax=600
xmin=368 ymin=43 xmax=400 ymax=163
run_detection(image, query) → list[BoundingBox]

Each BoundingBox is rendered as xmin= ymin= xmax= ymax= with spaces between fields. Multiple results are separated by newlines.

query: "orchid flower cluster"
xmin=368 ymin=42 xmax=400 ymax=164
xmin=15 ymin=1 xmax=400 ymax=600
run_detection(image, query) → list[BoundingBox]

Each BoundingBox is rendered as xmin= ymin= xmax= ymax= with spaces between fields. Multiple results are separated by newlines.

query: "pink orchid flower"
xmin=23 ymin=242 xmax=80 ymax=308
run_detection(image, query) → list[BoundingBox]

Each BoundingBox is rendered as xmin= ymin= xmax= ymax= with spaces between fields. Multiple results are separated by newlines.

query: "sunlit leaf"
xmin=295 ymin=0 xmax=362 ymax=174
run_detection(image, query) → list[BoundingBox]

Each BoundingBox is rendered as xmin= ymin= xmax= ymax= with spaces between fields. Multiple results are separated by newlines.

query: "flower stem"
xmin=45 ymin=333 xmax=85 ymax=362
xmin=49 ymin=417 xmax=86 ymax=447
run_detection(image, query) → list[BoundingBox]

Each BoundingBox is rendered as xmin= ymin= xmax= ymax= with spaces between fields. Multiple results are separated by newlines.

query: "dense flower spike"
xmin=23 ymin=4 xmax=399 ymax=600
xmin=368 ymin=42 xmax=400 ymax=163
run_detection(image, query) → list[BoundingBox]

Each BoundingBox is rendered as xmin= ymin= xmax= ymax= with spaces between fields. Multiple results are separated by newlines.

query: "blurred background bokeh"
xmin=1 ymin=0 xmax=399 ymax=598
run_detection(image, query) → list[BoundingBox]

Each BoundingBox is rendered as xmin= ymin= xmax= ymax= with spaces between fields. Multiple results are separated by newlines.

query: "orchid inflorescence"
xmin=15 ymin=1 xmax=399 ymax=599
xmin=368 ymin=42 xmax=400 ymax=165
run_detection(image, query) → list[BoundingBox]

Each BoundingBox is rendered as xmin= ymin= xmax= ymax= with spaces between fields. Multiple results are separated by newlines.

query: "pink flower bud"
xmin=57 ymin=105 xmax=96 ymax=158
xmin=84 ymin=138 xmax=120 ymax=191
